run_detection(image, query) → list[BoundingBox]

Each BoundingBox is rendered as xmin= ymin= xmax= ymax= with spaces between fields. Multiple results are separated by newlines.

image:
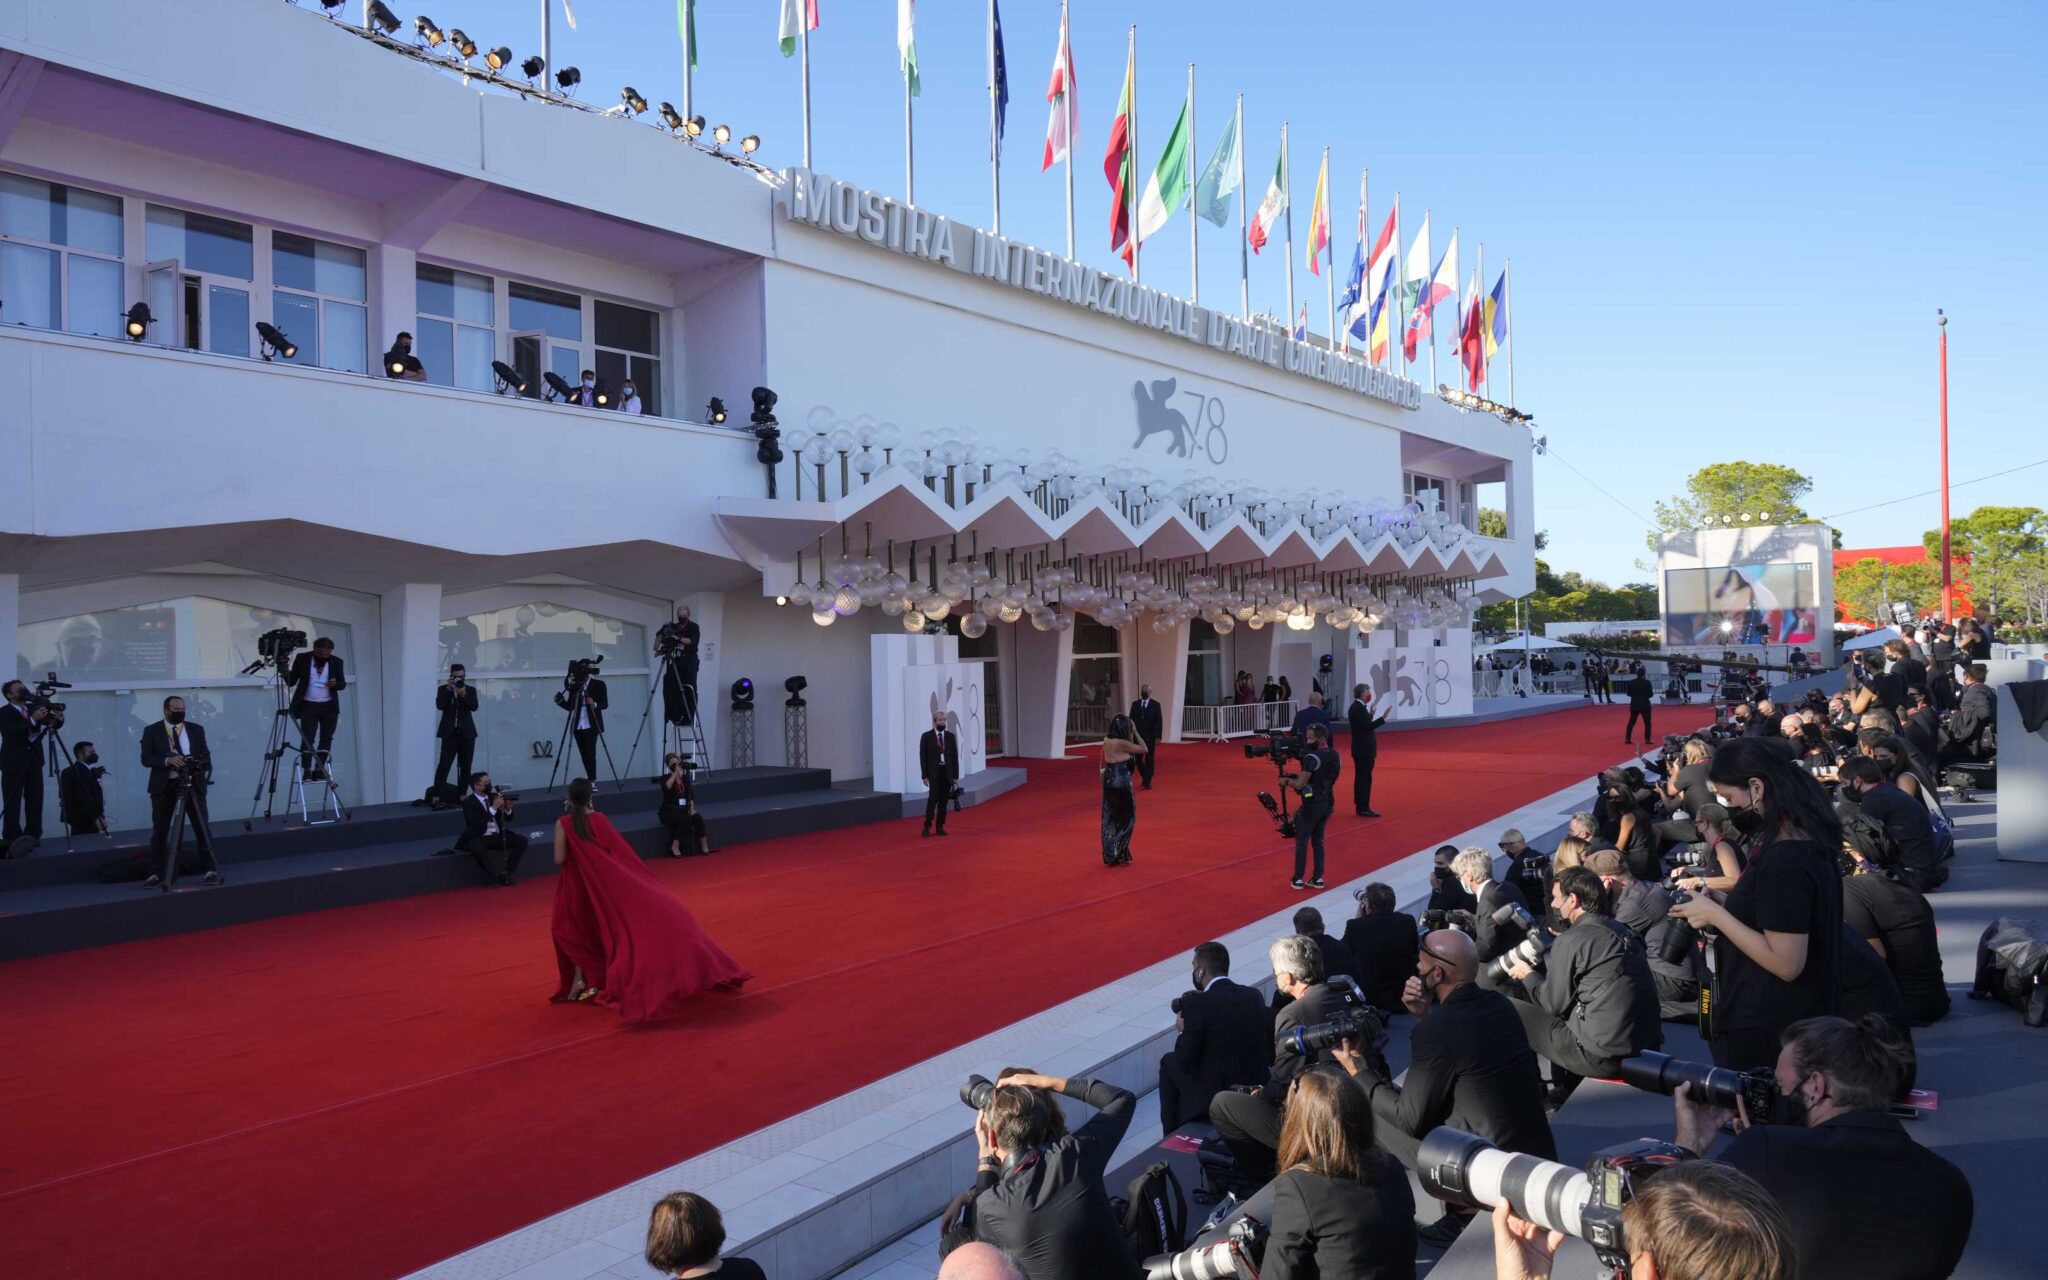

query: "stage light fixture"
xmin=490 ymin=360 xmax=527 ymax=394
xmin=620 ymin=86 xmax=648 ymax=115
xmin=366 ymin=1 xmax=402 ymax=34
xmin=414 ymin=15 xmax=444 ymax=46
xmin=659 ymin=102 xmax=685 ymax=133
xmin=255 ymin=321 xmax=298 ymax=361
xmin=446 ymin=27 xmax=476 ymax=58
xmin=555 ymin=66 xmax=581 ymax=92
xmin=706 ymin=396 xmax=727 ymax=424
xmin=484 ymin=46 xmax=513 ymax=71
xmin=124 ymin=302 xmax=153 ymax=341
xmin=596 ymin=390 xmax=609 ymax=406
xmin=542 ymin=370 xmax=576 ymax=402
xmin=774 ymin=595 xmax=790 ymax=607
xmin=685 ymin=115 xmax=705 ymax=138
xmin=784 ymin=675 xmax=808 ymax=707
xmin=740 ymin=134 xmax=760 ymax=154
xmin=521 ymin=55 xmax=545 ymax=79
xmin=320 ymin=0 xmax=346 ymax=12
xmin=730 ymin=678 xmax=755 ymax=709
xmin=712 ymin=122 xmax=731 ymax=145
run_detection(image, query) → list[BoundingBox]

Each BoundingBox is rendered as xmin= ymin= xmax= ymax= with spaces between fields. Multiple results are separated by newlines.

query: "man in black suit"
xmin=452 ymin=771 xmax=526 ymax=886
xmin=58 ymin=740 xmax=108 ymax=837
xmin=1938 ymin=663 xmax=1996 ymax=767
xmin=1 ymin=680 xmax=51 ymax=848
xmin=565 ymin=368 xmax=607 ymax=407
xmin=1342 ymin=882 xmax=1420 ymax=1015
xmin=1451 ymin=846 xmax=1531 ymax=986
xmin=1345 ymin=683 xmax=1388 ymax=816
xmin=969 ymin=1071 xmax=1141 ymax=1280
xmin=558 ymin=669 xmax=609 ymax=784
xmin=1126 ymin=684 xmax=1163 ymax=790
xmin=919 ymin=710 xmax=959 ymax=837
xmin=1274 ymin=906 xmax=1357 ymax=1012
xmin=661 ymin=606 xmax=703 ymax=725
xmin=285 ymin=637 xmax=347 ymax=780
xmin=434 ymin=664 xmax=480 ymax=793
xmin=140 ymin=695 xmax=213 ymax=874
xmin=1157 ymin=941 xmax=1271 ymax=1130
xmin=1673 ymin=1014 xmax=1971 ymax=1280
xmin=1208 ymin=935 xmax=1347 ymax=1185
xmin=1623 ymin=665 xmax=1654 ymax=744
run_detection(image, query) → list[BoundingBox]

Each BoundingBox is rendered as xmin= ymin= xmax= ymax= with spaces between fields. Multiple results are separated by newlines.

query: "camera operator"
xmin=660 ymin=607 xmax=702 ymax=726
xmin=1498 ymin=828 xmax=1551 ymax=910
xmin=1 ymin=679 xmax=51 ymax=848
xmin=434 ymin=664 xmax=480 ymax=793
xmin=1840 ymin=822 xmax=1949 ymax=1025
xmin=968 ymin=1071 xmax=1140 ymax=1280
xmin=1426 ymin=843 xmax=1477 ymax=915
xmin=1603 ymin=773 xmax=1659 ymax=882
xmin=1936 ymin=662 xmax=1995 ymax=767
xmin=384 ymin=331 xmax=426 ymax=380
xmin=1667 ymin=738 xmax=1843 ymax=1070
xmin=1282 ymin=723 xmax=1339 ymax=890
xmin=141 ymin=695 xmax=210 ymax=866
xmin=561 ymin=663 xmax=609 ymax=785
xmin=1504 ymin=866 xmax=1664 ymax=1105
xmin=1342 ymin=882 xmax=1419 ymax=1015
xmin=1668 ymin=802 xmax=1746 ymax=894
xmin=1158 ymin=941 xmax=1271 ymax=1130
xmin=1346 ymin=683 xmax=1388 ymax=816
xmin=59 ymin=740 xmax=108 ymax=837
xmin=454 ymin=771 xmax=527 ymax=887
xmin=1451 ymin=846 xmax=1530 ymax=984
xmin=1670 ymin=1015 xmax=1971 ymax=1280
xmin=1587 ymin=850 xmax=1699 ymax=1021
xmin=284 ymin=637 xmax=346 ymax=781
xmin=659 ymin=753 xmax=709 ymax=857
xmin=1209 ymin=936 xmax=1345 ymax=1185
xmin=1337 ymin=929 xmax=1555 ymax=1186
xmin=1837 ymin=755 xmax=1942 ymax=892
xmin=1490 ymin=1160 xmax=1796 ymax=1280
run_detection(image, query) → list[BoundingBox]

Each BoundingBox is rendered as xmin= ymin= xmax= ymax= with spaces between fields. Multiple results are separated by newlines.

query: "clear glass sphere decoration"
xmin=881 ymin=593 xmax=908 ymax=617
xmin=1246 ymin=615 xmax=1266 ymax=630
xmin=811 ymin=608 xmax=836 ymax=627
xmin=960 ymin=612 xmax=989 ymax=639
xmin=807 ymin=406 xmax=834 ymax=432
xmin=902 ymin=609 xmax=927 ymax=633
xmin=998 ymin=601 xmax=1023 ymax=624
xmin=1213 ymin=613 xmax=1236 ymax=635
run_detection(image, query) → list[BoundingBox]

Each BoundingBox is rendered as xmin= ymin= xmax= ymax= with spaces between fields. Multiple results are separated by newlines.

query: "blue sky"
xmin=383 ymin=0 xmax=2045 ymax=584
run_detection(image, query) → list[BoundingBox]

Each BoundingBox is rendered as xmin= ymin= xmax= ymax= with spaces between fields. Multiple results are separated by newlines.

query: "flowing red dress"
xmin=549 ymin=811 xmax=752 ymax=1022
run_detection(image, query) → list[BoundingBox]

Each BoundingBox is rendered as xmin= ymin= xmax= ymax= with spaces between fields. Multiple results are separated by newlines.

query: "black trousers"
xmin=1512 ymin=998 xmax=1624 ymax=1093
xmin=297 ymin=701 xmax=339 ymax=769
xmin=459 ymin=831 xmax=528 ymax=883
xmin=1352 ymin=746 xmax=1377 ymax=813
xmin=149 ymin=785 xmax=210 ymax=861
xmin=1293 ymin=799 xmax=1332 ymax=880
xmin=923 ymin=780 xmax=951 ymax=831
xmin=574 ymin=728 xmax=601 ymax=782
xmin=1625 ymin=704 xmax=1652 ymax=741
xmin=435 ymin=734 xmax=476 ymax=791
xmin=3 ymin=766 xmax=43 ymax=841
xmin=1209 ymin=1089 xmax=1284 ymax=1185
xmin=662 ymin=663 xmax=699 ymax=725
xmin=1158 ymin=1052 xmax=1208 ymax=1131
xmin=1136 ymin=740 xmax=1157 ymax=788
xmin=660 ymin=802 xmax=708 ymax=851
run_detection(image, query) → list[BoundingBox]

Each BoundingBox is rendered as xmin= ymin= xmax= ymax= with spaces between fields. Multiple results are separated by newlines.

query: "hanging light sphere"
xmin=881 ymin=593 xmax=908 ymax=617
xmin=902 ymin=609 xmax=927 ymax=633
xmin=1029 ymin=609 xmax=1055 ymax=632
xmin=833 ymin=586 xmax=861 ymax=616
xmin=1212 ymin=613 xmax=1236 ymax=635
xmin=998 ymin=601 xmax=1024 ymax=624
xmin=1246 ymin=615 xmax=1266 ymax=630
xmin=811 ymin=608 xmax=836 ymax=627
xmin=961 ymin=612 xmax=989 ymax=639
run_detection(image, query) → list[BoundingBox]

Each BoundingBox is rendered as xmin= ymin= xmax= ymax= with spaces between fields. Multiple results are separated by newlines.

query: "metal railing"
xmin=1181 ymin=700 xmax=1299 ymax=741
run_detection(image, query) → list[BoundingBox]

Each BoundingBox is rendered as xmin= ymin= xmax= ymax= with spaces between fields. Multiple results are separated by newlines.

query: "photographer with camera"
xmin=1666 ymin=802 xmax=1746 ymax=895
xmin=1669 ymin=1015 xmax=1971 ymax=1280
xmin=454 ymin=771 xmax=527 ymax=887
xmin=284 ymin=637 xmax=347 ymax=781
xmin=1283 ymin=722 xmax=1339 ymax=890
xmin=1342 ymin=882 xmax=1419 ymax=1015
xmin=1499 ymin=828 xmax=1551 ymax=913
xmin=1452 ymin=847 xmax=1531 ymax=983
xmin=1838 ymin=755 xmax=1943 ymax=893
xmin=1488 ymin=1160 xmax=1795 ymax=1280
xmin=1505 ymin=866 xmax=1664 ymax=1106
xmin=659 ymin=607 xmax=702 ymax=725
xmin=1209 ymin=936 xmax=1347 ymax=1186
xmin=556 ymin=660 xmax=609 ymax=786
xmin=1158 ymin=941 xmax=1271 ymax=1130
xmin=1586 ymin=850 xmax=1701 ymax=1022
xmin=964 ymin=1071 xmax=1141 ymax=1280
xmin=1 ymin=679 xmax=52 ymax=849
xmin=59 ymin=740 xmax=108 ymax=837
xmin=141 ymin=695 xmax=211 ymax=868
xmin=1262 ymin=1070 xmax=1417 ymax=1280
xmin=1938 ymin=663 xmax=1996 ymax=767
xmin=1839 ymin=819 xmax=1949 ymax=1025
xmin=659 ymin=753 xmax=709 ymax=857
xmin=434 ymin=664 xmax=480 ymax=794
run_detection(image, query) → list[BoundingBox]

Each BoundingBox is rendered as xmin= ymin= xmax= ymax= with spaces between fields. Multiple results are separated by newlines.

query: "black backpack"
xmin=1972 ymin=917 xmax=2048 ymax=1027
xmin=1117 ymin=1161 xmax=1189 ymax=1259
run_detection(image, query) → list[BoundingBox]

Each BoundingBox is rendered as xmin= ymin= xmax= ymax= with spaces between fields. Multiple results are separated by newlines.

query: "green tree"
xmin=1478 ymin=507 xmax=1508 ymax=538
xmin=1648 ymin=462 xmax=1836 ymax=552
xmin=1923 ymin=505 xmax=2047 ymax=616
xmin=1834 ymin=556 xmax=1943 ymax=625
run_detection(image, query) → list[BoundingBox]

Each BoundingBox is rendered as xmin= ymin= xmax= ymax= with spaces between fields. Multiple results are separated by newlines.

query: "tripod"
xmin=245 ymin=661 xmax=348 ymax=828
xmin=40 ymin=715 xmax=96 ymax=853
xmin=151 ymin=770 xmax=223 ymax=890
xmin=624 ymin=651 xmax=709 ymax=780
xmin=546 ymin=671 xmax=622 ymax=792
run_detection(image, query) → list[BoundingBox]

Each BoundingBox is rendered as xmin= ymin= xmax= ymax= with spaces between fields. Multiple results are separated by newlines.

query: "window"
xmin=1405 ymin=472 xmax=1446 ymax=518
xmin=272 ymin=232 xmax=368 ymax=374
xmin=1183 ymin=618 xmax=1223 ymax=707
xmin=1066 ymin=615 xmax=1123 ymax=743
xmin=505 ymin=281 xmax=584 ymax=401
xmin=147 ymin=204 xmax=255 ymax=356
xmin=1457 ymin=480 xmax=1477 ymax=532
xmin=595 ymin=299 xmax=662 ymax=416
xmin=415 ymin=264 xmax=495 ymax=391
xmin=0 ymin=172 xmax=125 ymax=337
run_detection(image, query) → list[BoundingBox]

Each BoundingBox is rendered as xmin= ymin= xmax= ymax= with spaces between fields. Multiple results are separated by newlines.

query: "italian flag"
xmin=1248 ymin=150 xmax=1286 ymax=254
xmin=779 ymin=0 xmax=818 ymax=57
xmin=1135 ymin=95 xmax=1191 ymax=241
xmin=1104 ymin=45 xmax=1135 ymax=267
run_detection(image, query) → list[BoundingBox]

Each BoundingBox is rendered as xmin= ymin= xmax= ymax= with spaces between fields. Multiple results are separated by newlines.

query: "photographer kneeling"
xmin=1670 ymin=1015 xmax=1971 ymax=1280
xmin=1504 ymin=866 xmax=1663 ymax=1106
xmin=964 ymin=1071 xmax=1140 ymax=1280
xmin=1585 ymin=849 xmax=1700 ymax=1022
xmin=1210 ymin=936 xmax=1346 ymax=1186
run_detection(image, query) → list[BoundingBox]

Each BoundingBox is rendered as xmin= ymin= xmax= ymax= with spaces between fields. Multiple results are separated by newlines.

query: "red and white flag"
xmin=1041 ymin=5 xmax=1077 ymax=170
xmin=1247 ymin=148 xmax=1286 ymax=254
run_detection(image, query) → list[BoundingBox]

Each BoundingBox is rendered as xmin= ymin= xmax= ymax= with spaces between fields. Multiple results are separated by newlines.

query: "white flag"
xmin=1041 ymin=5 xmax=1077 ymax=170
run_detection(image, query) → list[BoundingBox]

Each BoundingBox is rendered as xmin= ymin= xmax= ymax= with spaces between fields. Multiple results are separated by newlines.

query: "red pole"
xmin=1938 ymin=310 xmax=1952 ymax=623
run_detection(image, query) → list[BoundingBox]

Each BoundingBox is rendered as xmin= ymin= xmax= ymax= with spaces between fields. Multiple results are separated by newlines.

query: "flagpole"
xmin=905 ymin=30 xmax=916 ymax=205
xmin=989 ymin=0 xmax=1001 ymax=233
xmin=540 ymin=0 xmax=551 ymax=87
xmin=1391 ymin=193 xmax=1403 ymax=376
xmin=1061 ymin=0 xmax=1075 ymax=261
xmin=1505 ymin=258 xmax=1515 ymax=409
xmin=1235 ymin=94 xmax=1248 ymax=320
xmin=1473 ymin=242 xmax=1485 ymax=392
xmin=1188 ymin=63 xmax=1198 ymax=305
xmin=1322 ymin=148 xmax=1335 ymax=351
xmin=1353 ymin=168 xmax=1367 ymax=353
xmin=1127 ymin=25 xmax=1139 ymax=284
xmin=1281 ymin=121 xmax=1294 ymax=333
xmin=681 ymin=0 xmax=693 ymax=122
xmin=1427 ymin=214 xmax=1440 ymax=391
xmin=800 ymin=13 xmax=813 ymax=168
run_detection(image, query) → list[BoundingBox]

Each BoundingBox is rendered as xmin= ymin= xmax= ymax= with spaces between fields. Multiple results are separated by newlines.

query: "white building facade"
xmin=0 ymin=0 xmax=1535 ymax=829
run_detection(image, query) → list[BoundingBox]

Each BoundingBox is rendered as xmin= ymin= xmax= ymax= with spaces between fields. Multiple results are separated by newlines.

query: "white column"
xmin=0 ymin=574 xmax=18 ymax=686
xmin=378 ymin=583 xmax=442 ymax=801
xmin=1008 ymin=620 xmax=1072 ymax=759
xmin=368 ymin=245 xmax=418 ymax=366
xmin=1133 ymin=616 xmax=1189 ymax=745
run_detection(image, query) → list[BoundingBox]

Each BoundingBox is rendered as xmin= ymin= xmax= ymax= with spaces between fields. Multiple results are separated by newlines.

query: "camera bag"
xmin=1117 ymin=1160 xmax=1189 ymax=1259
xmin=1970 ymin=917 xmax=2048 ymax=1027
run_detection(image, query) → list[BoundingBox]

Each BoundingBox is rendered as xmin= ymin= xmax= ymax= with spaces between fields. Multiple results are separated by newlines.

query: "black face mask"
xmin=1782 ymin=1078 xmax=1814 ymax=1127
xmin=165 ymin=710 xmax=186 ymax=725
xmin=79 ymin=751 xmax=97 ymax=764
xmin=1728 ymin=803 xmax=1764 ymax=835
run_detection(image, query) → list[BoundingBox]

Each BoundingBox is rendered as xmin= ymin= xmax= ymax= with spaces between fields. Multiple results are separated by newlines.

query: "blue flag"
xmin=991 ymin=0 xmax=1010 ymax=153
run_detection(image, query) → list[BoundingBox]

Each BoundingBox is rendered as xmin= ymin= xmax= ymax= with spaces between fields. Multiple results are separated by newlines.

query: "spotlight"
xmin=520 ymin=55 xmax=545 ymax=79
xmin=484 ymin=46 xmax=513 ymax=71
xmin=706 ymin=396 xmax=727 ymax=424
xmin=751 ymin=386 xmax=779 ymax=421
xmin=595 ymin=390 xmax=609 ymax=407
xmin=542 ymin=370 xmax=576 ymax=402
xmin=659 ymin=102 xmax=686 ymax=132
xmin=366 ymin=1 xmax=401 ymax=34
xmin=446 ymin=27 xmax=476 ymax=58
xmin=784 ymin=675 xmax=808 ymax=708
xmin=730 ymin=678 xmax=755 ymax=710
xmin=620 ymin=86 xmax=648 ymax=115
xmin=320 ymin=0 xmax=346 ymax=11
xmin=124 ymin=302 xmax=152 ymax=341
xmin=774 ymin=594 xmax=790 ymax=607
xmin=685 ymin=115 xmax=705 ymax=138
xmin=490 ymin=360 xmax=528 ymax=394
xmin=555 ymin=66 xmax=581 ymax=92
xmin=712 ymin=122 xmax=731 ymax=146
xmin=414 ymin=15 xmax=444 ymax=46
xmin=255 ymin=321 xmax=298 ymax=361
xmin=740 ymin=134 xmax=760 ymax=154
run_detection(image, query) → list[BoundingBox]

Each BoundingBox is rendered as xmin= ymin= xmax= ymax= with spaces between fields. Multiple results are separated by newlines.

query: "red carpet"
xmin=0 ymin=705 xmax=1703 ymax=1279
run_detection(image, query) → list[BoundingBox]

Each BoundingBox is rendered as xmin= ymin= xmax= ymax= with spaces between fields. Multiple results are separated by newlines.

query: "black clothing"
xmin=971 ymin=1076 xmax=1141 ymax=1280
xmin=1855 ymin=781 xmax=1942 ymax=891
xmin=1264 ymin=1159 xmax=1417 ymax=1280
xmin=659 ymin=771 xmax=707 ymax=853
xmin=1342 ymin=911 xmax=1421 ymax=1014
xmin=1614 ymin=806 xmax=1659 ymax=882
xmin=1903 ymin=705 xmax=1942 ymax=763
xmin=1720 ymin=1111 xmax=1972 ymax=1280
xmin=456 ymin=790 xmax=527 ymax=883
xmin=566 ymin=678 xmax=609 ymax=782
xmin=707 ymin=1261 xmax=766 ymax=1280
xmin=0 ymin=703 xmax=48 ymax=842
xmin=573 ymin=727 xmax=601 ymax=782
xmin=1838 ymin=925 xmax=1908 ymax=1032
xmin=58 ymin=760 xmax=105 ymax=835
xmin=435 ymin=736 xmax=476 ymax=794
xmin=920 ymin=728 xmax=960 ymax=832
xmin=1359 ymin=983 xmax=1555 ymax=1169
xmin=1159 ymin=977 xmax=1271 ymax=1129
xmin=1843 ymin=871 xmax=1949 ymax=1024
xmin=1671 ymin=760 xmax=1714 ymax=816
xmin=436 ymin=682 xmax=480 ymax=738
xmin=1712 ymin=838 xmax=1842 ymax=1065
xmin=1892 ymin=654 xmax=1928 ymax=696
xmin=661 ymin=617 xmax=702 ymax=724
xmin=1623 ymin=675 xmax=1653 ymax=741
xmin=1292 ymin=747 xmax=1338 ymax=880
xmin=1425 ymin=871 xmax=1476 ymax=915
xmin=141 ymin=719 xmax=211 ymax=863
xmin=1128 ymin=697 xmax=1163 ymax=788
xmin=1941 ymin=681 xmax=1996 ymax=762
xmin=283 ymin=652 xmax=348 ymax=712
xmin=285 ymin=654 xmax=346 ymax=774
xmin=1521 ymin=914 xmax=1664 ymax=1067
xmin=1210 ymin=983 xmax=1348 ymax=1184
xmin=1863 ymin=668 xmax=1906 ymax=716
xmin=1346 ymin=698 xmax=1386 ymax=814
xmin=1471 ymin=879 xmax=1532 ymax=965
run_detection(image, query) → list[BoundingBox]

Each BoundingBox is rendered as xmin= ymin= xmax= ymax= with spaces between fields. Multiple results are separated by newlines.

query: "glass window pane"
xmin=66 ymin=254 xmax=124 ymax=339
xmin=509 ymin=281 xmax=582 ymax=341
xmin=415 ymin=263 xmax=453 ymax=317
xmin=322 ymin=299 xmax=367 ymax=374
xmin=313 ymin=240 xmax=365 ymax=300
xmin=273 ymin=292 xmax=319 ymax=367
xmin=2 ymin=241 xmax=60 ymax=328
xmin=455 ymin=323 xmax=495 ymax=390
xmin=272 ymin=232 xmax=317 ymax=292
xmin=60 ymin=186 xmax=123 ymax=256
xmin=415 ymin=316 xmax=453 ymax=386
xmin=0 ymin=172 xmax=55 ymax=243
xmin=208 ymin=284 xmax=250 ymax=357
xmin=594 ymin=299 xmax=656 ymax=354
xmin=20 ymin=598 xmax=350 ymax=683
xmin=593 ymin=350 xmax=628 ymax=402
xmin=2 ymin=176 xmax=123 ymax=254
xmin=415 ymin=264 xmax=492 ymax=323
xmin=146 ymin=206 xmax=253 ymax=280
xmin=630 ymin=356 xmax=660 ymax=416
xmin=550 ymin=344 xmax=582 ymax=391
xmin=467 ymin=673 xmax=650 ymax=791
xmin=440 ymin=603 xmax=646 ymax=674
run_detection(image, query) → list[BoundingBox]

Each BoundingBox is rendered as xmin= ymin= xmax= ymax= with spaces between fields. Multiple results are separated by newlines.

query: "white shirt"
xmin=305 ymin=659 xmax=334 ymax=703
xmin=617 ymin=393 xmax=643 ymax=415
xmin=474 ymin=792 xmax=499 ymax=837
xmin=1200 ymin=974 xmax=1228 ymax=992
xmin=576 ymin=699 xmax=591 ymax=731
xmin=165 ymin=721 xmax=190 ymax=755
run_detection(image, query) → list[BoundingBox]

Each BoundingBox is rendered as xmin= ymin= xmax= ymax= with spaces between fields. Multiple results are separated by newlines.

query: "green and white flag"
xmin=898 ymin=0 xmax=920 ymax=96
xmin=1135 ymin=95 xmax=1191 ymax=240
xmin=679 ymin=0 xmax=697 ymax=69
xmin=780 ymin=0 xmax=817 ymax=57
xmin=1192 ymin=105 xmax=1240 ymax=228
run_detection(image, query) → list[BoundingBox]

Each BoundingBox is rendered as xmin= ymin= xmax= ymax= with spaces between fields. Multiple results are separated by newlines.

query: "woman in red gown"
xmin=550 ymin=777 xmax=752 ymax=1021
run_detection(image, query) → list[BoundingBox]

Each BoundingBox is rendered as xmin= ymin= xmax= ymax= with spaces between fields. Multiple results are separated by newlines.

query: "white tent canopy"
xmin=1476 ymin=634 xmax=1577 ymax=654
xmin=1840 ymin=626 xmax=1901 ymax=653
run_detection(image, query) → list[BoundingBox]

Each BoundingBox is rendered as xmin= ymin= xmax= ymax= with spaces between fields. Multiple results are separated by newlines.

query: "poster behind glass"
xmin=1664 ymin=563 xmax=1820 ymax=646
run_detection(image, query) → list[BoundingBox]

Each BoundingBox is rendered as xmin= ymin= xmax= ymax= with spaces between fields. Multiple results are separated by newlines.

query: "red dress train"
xmin=549 ymin=811 xmax=752 ymax=1022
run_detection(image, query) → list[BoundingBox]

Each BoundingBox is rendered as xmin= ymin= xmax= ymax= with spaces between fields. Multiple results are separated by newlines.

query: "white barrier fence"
xmin=1181 ymin=700 xmax=1300 ymax=740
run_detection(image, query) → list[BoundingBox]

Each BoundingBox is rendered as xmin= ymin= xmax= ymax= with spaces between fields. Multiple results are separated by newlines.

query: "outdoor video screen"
xmin=1664 ymin=563 xmax=1820 ymax=645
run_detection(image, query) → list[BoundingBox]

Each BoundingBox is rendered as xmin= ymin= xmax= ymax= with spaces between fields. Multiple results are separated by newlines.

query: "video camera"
xmin=1618 ymin=1050 xmax=1781 ymax=1123
xmin=25 ymin=673 xmax=70 ymax=726
xmin=166 ymin=750 xmax=213 ymax=788
xmin=554 ymin=655 xmax=604 ymax=707
xmin=654 ymin=621 xmax=692 ymax=659
xmin=1242 ymin=730 xmax=1306 ymax=763
xmin=256 ymin=627 xmax=307 ymax=660
xmin=1417 ymin=1127 xmax=1695 ymax=1271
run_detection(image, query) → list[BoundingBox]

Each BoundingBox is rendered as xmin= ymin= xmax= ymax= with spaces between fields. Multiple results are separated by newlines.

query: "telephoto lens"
xmin=1616 ymin=1052 xmax=1781 ymax=1122
xmin=1141 ymin=1217 xmax=1264 ymax=1280
xmin=1489 ymin=901 xmax=1537 ymax=938
xmin=1487 ymin=933 xmax=1548 ymax=985
xmin=959 ymin=1074 xmax=996 ymax=1111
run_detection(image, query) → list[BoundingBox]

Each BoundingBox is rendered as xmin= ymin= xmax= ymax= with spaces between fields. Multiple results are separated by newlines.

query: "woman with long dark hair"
xmin=550 ymin=776 xmax=751 ymax=1020
xmin=1668 ymin=739 xmax=1843 ymax=1069
xmin=1264 ymin=1070 xmax=1416 ymax=1280
xmin=1098 ymin=714 xmax=1147 ymax=866
xmin=1605 ymin=776 xmax=1658 ymax=883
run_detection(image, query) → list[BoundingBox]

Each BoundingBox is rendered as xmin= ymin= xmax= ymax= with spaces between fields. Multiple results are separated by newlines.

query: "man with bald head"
xmin=1331 ymin=929 xmax=1555 ymax=1178
xmin=939 ymin=1242 xmax=1027 ymax=1280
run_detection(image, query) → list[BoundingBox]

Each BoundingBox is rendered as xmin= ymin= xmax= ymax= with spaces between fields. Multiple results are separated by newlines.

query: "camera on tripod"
xmin=26 ymin=674 xmax=69 ymax=727
xmin=554 ymin=655 xmax=604 ymax=708
xmin=654 ymin=621 xmax=689 ymax=658
xmin=257 ymin=627 xmax=307 ymax=660
xmin=1618 ymin=1051 xmax=1781 ymax=1123
xmin=167 ymin=751 xmax=212 ymax=787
